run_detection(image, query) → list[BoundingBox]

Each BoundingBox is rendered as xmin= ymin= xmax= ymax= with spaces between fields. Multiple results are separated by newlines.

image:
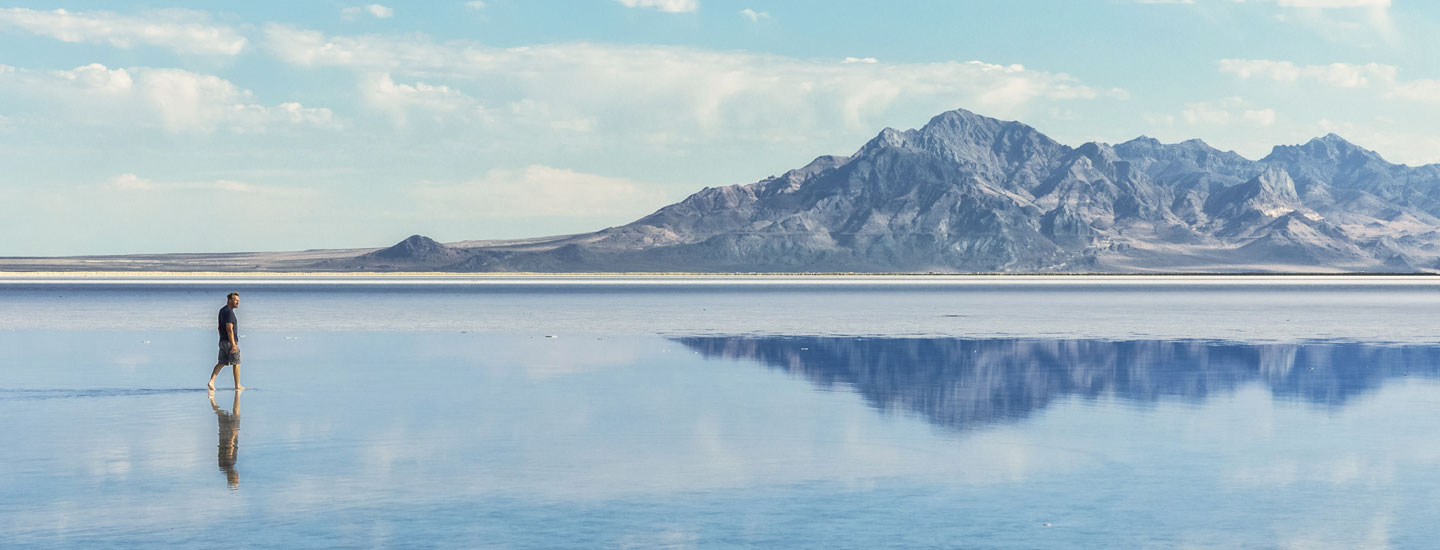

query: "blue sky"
xmin=1 ymin=0 xmax=1437 ymax=255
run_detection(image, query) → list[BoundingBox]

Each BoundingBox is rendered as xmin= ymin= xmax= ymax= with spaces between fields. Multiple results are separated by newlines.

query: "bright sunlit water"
xmin=4 ymin=277 xmax=1440 ymax=548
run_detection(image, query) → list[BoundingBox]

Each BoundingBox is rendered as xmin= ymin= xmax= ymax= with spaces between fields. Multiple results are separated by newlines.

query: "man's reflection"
xmin=210 ymin=391 xmax=241 ymax=488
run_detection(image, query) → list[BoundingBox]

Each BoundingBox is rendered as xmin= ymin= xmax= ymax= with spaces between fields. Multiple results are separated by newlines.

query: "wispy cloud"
xmin=1220 ymin=58 xmax=1440 ymax=103
xmin=408 ymin=165 xmax=671 ymax=219
xmin=360 ymin=73 xmax=485 ymax=125
xmin=1275 ymin=3 xmax=1397 ymax=47
xmin=1389 ymin=80 xmax=1440 ymax=103
xmin=1218 ymin=59 xmax=1397 ymax=87
xmin=0 ymin=63 xmax=337 ymax=133
xmin=0 ymin=8 xmax=247 ymax=55
xmin=25 ymin=172 xmax=333 ymax=254
xmin=342 ymin=4 xmax=395 ymax=20
xmin=614 ymin=0 xmax=699 ymax=14
xmin=262 ymin=25 xmax=1126 ymax=139
xmin=104 ymin=173 xmax=311 ymax=196
xmin=1134 ymin=0 xmax=1386 ymax=6
xmin=1178 ymin=97 xmax=1276 ymax=127
xmin=1131 ymin=0 xmax=1397 ymax=45
xmin=739 ymin=9 xmax=770 ymax=22
xmin=1273 ymin=0 xmax=1388 ymax=7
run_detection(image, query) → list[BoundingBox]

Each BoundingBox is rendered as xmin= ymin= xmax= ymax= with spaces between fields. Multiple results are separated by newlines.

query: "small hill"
xmin=315 ymin=235 xmax=464 ymax=271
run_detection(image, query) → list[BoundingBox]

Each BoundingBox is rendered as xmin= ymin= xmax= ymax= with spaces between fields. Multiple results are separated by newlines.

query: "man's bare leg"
xmin=232 ymin=363 xmax=244 ymax=391
xmin=208 ymin=363 xmax=225 ymax=391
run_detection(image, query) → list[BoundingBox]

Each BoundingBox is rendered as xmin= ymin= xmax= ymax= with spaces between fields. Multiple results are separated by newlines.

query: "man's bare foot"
xmin=235 ymin=385 xmax=246 ymax=391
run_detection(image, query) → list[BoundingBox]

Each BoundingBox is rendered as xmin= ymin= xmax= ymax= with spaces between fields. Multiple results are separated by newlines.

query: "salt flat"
xmin=2 ymin=274 xmax=1438 ymax=342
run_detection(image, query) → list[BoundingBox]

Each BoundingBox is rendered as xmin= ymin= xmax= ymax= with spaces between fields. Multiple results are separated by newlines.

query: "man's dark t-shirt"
xmin=218 ymin=306 xmax=238 ymax=342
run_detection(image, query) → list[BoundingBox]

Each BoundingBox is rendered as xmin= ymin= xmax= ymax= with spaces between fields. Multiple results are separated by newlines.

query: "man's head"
xmin=227 ymin=292 xmax=240 ymax=308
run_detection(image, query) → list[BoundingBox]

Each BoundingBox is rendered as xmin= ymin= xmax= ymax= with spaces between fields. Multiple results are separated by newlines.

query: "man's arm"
xmin=227 ymin=323 xmax=237 ymax=352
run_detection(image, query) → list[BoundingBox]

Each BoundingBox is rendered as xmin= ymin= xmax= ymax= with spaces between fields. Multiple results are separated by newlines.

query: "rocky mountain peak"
xmin=918 ymin=108 xmax=1004 ymax=137
xmin=759 ymin=155 xmax=851 ymax=196
xmin=1204 ymin=166 xmax=1302 ymax=223
xmin=1075 ymin=141 xmax=1121 ymax=164
xmin=1251 ymin=166 xmax=1299 ymax=200
xmin=864 ymin=108 xmax=1068 ymax=174
xmin=1121 ymin=135 xmax=1163 ymax=147
xmin=1113 ymin=136 xmax=1164 ymax=158
xmin=1263 ymin=133 xmax=1382 ymax=166
xmin=859 ymin=127 xmax=908 ymax=154
xmin=1112 ymin=136 xmax=1252 ymax=179
xmin=793 ymin=155 xmax=850 ymax=178
xmin=903 ymin=108 xmax=1009 ymax=160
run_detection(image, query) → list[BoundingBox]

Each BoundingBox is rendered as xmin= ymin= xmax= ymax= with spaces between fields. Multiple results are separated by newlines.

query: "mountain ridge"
xmin=8 ymin=107 xmax=1440 ymax=273
xmin=400 ymin=107 xmax=1436 ymax=273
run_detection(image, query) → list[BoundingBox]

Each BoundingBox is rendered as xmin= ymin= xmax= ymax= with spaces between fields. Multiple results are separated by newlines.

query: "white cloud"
xmin=1136 ymin=0 xmax=1383 ymax=5
xmin=262 ymin=25 xmax=1127 ymax=137
xmin=106 ymin=173 xmax=252 ymax=193
xmin=1220 ymin=58 xmax=1440 ymax=105
xmin=466 ymin=1 xmax=487 ymax=10
xmin=1144 ymin=113 xmax=1178 ymax=127
xmin=1265 ymin=0 xmax=1396 ymax=46
xmin=0 ymin=63 xmax=337 ymax=133
xmin=1140 ymin=0 xmax=1396 ymax=45
xmin=613 ymin=0 xmax=699 ymax=13
xmin=1273 ymin=0 xmax=1388 ymax=7
xmin=59 ymin=62 xmax=134 ymax=94
xmin=1182 ymin=101 xmax=1234 ymax=126
xmin=1388 ymin=80 xmax=1440 ymax=103
xmin=1242 ymin=108 xmax=1277 ymax=126
xmin=25 ymin=173 xmax=333 ymax=254
xmin=1218 ymin=59 xmax=1397 ymax=88
xmin=408 ymin=166 xmax=671 ymax=219
xmin=843 ymin=57 xmax=878 ymax=64
xmin=739 ymin=9 xmax=770 ymax=22
xmin=271 ymin=102 xmax=343 ymax=127
xmin=508 ymin=99 xmax=596 ymax=132
xmin=1048 ymin=108 xmax=1079 ymax=121
xmin=262 ymin=25 xmax=448 ymax=72
xmin=1180 ymin=98 xmax=1276 ymax=127
xmin=0 ymin=8 xmax=246 ymax=55
xmin=360 ymin=73 xmax=485 ymax=125
xmin=342 ymin=4 xmax=395 ymax=20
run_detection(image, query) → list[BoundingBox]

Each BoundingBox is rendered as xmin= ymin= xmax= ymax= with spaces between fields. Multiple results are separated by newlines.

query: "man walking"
xmin=208 ymin=292 xmax=245 ymax=391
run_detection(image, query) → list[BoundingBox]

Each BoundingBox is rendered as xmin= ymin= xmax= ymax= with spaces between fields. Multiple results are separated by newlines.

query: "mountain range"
xmin=342 ymin=108 xmax=1440 ymax=273
xmin=9 ymin=107 xmax=1440 ymax=272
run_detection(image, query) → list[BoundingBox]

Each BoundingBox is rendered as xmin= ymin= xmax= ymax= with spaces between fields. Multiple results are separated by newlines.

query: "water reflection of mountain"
xmin=675 ymin=337 xmax=1440 ymax=430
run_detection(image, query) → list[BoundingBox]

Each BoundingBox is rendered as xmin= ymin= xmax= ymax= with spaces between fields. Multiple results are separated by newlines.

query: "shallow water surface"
xmin=3 ymin=279 xmax=1440 ymax=548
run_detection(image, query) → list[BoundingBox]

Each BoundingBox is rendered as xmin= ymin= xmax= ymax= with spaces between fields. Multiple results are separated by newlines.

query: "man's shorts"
xmin=218 ymin=340 xmax=241 ymax=365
